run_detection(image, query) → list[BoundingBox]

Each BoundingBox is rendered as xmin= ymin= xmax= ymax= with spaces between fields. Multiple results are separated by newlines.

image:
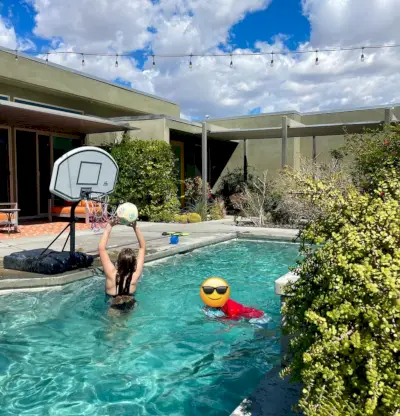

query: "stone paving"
xmin=0 ymin=219 xmax=91 ymax=240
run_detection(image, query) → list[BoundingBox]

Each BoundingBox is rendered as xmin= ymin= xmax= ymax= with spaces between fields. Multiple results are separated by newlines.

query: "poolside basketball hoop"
xmin=84 ymin=193 xmax=118 ymax=232
xmin=46 ymin=146 xmax=119 ymax=261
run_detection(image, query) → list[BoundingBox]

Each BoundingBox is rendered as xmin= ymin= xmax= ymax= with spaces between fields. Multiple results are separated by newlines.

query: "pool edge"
xmin=0 ymin=230 xmax=298 ymax=293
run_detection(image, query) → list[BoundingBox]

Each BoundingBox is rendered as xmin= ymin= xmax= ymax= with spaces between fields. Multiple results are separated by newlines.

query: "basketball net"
xmin=85 ymin=193 xmax=118 ymax=232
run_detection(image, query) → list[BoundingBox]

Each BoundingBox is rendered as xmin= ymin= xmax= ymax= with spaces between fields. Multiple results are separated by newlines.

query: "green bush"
xmin=338 ymin=125 xmax=400 ymax=193
xmin=281 ymin=166 xmax=400 ymax=415
xmin=187 ymin=213 xmax=201 ymax=223
xmin=105 ymin=135 xmax=180 ymax=222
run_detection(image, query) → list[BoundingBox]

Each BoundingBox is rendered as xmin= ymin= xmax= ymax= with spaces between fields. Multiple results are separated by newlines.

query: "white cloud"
xmin=32 ymin=0 xmax=154 ymax=53
xmin=0 ymin=15 xmax=17 ymax=49
xmin=27 ymin=0 xmax=400 ymax=118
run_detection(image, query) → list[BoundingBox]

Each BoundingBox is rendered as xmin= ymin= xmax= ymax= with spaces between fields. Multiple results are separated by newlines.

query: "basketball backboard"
xmin=49 ymin=146 xmax=119 ymax=201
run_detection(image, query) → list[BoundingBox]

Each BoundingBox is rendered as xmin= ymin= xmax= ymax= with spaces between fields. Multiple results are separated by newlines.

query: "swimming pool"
xmin=0 ymin=240 xmax=298 ymax=416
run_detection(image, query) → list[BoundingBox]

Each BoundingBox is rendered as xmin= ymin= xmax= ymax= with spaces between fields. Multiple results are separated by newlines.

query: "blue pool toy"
xmin=170 ymin=235 xmax=179 ymax=244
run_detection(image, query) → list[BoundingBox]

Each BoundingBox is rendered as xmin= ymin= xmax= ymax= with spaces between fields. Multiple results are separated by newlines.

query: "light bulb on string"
xmin=115 ymin=54 xmax=119 ymax=68
xmin=230 ymin=53 xmax=233 ymax=68
xmin=189 ymin=54 xmax=193 ymax=70
xmin=361 ymin=47 xmax=365 ymax=62
xmin=270 ymin=52 xmax=274 ymax=67
xmin=15 ymin=50 xmax=18 ymax=61
xmin=46 ymin=53 xmax=49 ymax=64
xmin=81 ymin=53 xmax=85 ymax=66
xmin=315 ymin=50 xmax=319 ymax=65
xmin=152 ymin=54 xmax=155 ymax=68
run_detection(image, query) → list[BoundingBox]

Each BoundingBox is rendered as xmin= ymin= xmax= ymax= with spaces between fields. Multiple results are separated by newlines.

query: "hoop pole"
xmin=69 ymin=200 xmax=80 ymax=263
xmin=62 ymin=231 xmax=71 ymax=252
xmin=40 ymin=223 xmax=70 ymax=257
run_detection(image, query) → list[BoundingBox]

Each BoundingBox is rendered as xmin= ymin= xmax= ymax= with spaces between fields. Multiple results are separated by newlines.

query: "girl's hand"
xmin=109 ymin=217 xmax=119 ymax=227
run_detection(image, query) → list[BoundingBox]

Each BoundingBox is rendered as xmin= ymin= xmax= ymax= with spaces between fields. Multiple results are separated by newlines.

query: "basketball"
xmin=116 ymin=203 xmax=139 ymax=225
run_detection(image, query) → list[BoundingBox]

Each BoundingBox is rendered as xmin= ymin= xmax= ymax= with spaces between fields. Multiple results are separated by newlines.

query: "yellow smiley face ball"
xmin=200 ymin=277 xmax=230 ymax=308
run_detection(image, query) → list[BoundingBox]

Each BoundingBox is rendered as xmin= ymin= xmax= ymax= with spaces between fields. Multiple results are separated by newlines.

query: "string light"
xmin=189 ymin=54 xmax=192 ymax=69
xmin=10 ymin=42 xmax=400 ymax=67
xmin=115 ymin=54 xmax=118 ymax=68
xmin=46 ymin=53 xmax=48 ymax=63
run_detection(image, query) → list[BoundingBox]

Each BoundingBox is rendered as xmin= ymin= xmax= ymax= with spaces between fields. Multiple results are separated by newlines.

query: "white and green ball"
xmin=116 ymin=202 xmax=138 ymax=225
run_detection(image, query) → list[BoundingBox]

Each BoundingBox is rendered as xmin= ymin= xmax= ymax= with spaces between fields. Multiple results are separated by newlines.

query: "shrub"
xmin=208 ymin=197 xmax=226 ymax=220
xmin=281 ymin=166 xmax=400 ymax=415
xmin=187 ymin=213 xmax=202 ymax=223
xmin=216 ymin=167 xmax=256 ymax=211
xmin=174 ymin=214 xmax=188 ymax=223
xmin=184 ymin=176 xmax=211 ymax=205
xmin=231 ymin=172 xmax=270 ymax=227
xmin=105 ymin=135 xmax=180 ymax=222
xmin=337 ymin=125 xmax=400 ymax=193
xmin=270 ymin=158 xmax=352 ymax=225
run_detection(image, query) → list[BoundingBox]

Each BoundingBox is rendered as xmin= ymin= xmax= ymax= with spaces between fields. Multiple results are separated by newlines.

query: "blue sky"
xmin=1 ymin=0 xmax=311 ymax=58
xmin=0 ymin=0 xmax=398 ymax=119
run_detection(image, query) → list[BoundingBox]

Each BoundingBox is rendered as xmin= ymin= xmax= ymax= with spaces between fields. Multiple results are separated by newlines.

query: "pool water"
xmin=0 ymin=240 xmax=298 ymax=416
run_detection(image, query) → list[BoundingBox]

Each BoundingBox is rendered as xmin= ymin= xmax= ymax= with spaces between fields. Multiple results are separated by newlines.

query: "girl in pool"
xmin=98 ymin=218 xmax=146 ymax=310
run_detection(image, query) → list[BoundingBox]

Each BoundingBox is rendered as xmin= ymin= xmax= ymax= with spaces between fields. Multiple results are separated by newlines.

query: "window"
xmin=0 ymin=95 xmax=10 ymax=101
xmin=14 ymin=98 xmax=83 ymax=115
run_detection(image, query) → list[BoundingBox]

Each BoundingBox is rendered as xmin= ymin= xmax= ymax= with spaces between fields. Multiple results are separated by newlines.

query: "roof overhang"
xmin=205 ymin=120 xmax=385 ymax=141
xmin=0 ymin=100 xmax=136 ymax=135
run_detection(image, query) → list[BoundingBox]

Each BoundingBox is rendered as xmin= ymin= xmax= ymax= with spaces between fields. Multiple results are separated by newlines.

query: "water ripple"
xmin=0 ymin=240 xmax=298 ymax=415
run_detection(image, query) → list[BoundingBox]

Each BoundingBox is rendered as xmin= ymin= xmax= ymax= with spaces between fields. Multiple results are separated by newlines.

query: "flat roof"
xmin=204 ymin=120 xmax=385 ymax=141
xmin=0 ymin=46 xmax=177 ymax=107
xmin=205 ymin=103 xmax=400 ymax=123
xmin=0 ymin=100 xmax=135 ymax=135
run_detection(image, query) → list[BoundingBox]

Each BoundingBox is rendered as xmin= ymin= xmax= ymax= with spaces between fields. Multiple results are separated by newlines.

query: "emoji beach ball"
xmin=200 ymin=277 xmax=230 ymax=308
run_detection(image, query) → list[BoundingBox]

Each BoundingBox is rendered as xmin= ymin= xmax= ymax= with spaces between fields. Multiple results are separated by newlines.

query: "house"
xmin=0 ymin=46 xmax=398 ymax=220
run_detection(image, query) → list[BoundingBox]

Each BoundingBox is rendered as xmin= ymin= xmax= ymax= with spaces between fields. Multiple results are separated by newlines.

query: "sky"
xmin=0 ymin=0 xmax=399 ymax=120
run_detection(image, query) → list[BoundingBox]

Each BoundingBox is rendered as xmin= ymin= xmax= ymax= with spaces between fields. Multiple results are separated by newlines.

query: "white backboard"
xmin=49 ymin=146 xmax=119 ymax=201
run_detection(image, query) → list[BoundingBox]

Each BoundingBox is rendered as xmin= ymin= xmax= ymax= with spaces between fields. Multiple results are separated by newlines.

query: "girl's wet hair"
xmin=116 ymin=248 xmax=137 ymax=295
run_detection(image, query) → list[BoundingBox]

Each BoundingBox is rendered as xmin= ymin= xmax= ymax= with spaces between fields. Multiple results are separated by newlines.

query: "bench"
xmin=0 ymin=202 xmax=20 ymax=233
xmin=49 ymin=200 xmax=101 ymax=223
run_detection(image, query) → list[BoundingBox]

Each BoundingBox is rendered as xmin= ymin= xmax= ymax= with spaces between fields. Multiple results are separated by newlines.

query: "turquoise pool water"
xmin=0 ymin=240 xmax=298 ymax=416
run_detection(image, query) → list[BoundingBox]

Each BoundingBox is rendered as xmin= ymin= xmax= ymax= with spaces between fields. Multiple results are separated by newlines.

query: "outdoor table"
xmin=0 ymin=208 xmax=21 ymax=234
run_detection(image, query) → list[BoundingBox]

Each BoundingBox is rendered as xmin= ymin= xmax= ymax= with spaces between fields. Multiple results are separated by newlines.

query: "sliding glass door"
xmin=0 ymin=128 xmax=10 ymax=203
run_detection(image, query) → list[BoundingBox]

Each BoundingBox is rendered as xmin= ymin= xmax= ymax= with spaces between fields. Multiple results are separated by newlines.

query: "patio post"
xmin=201 ymin=121 xmax=208 ymax=212
xmin=243 ymin=139 xmax=248 ymax=182
xmin=385 ymin=107 xmax=393 ymax=125
xmin=312 ymin=136 xmax=316 ymax=161
xmin=281 ymin=116 xmax=288 ymax=168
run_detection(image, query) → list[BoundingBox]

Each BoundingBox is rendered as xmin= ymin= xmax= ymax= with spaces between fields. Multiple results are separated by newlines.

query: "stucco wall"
xmin=88 ymin=119 xmax=170 ymax=146
xmin=209 ymin=106 xmax=400 ymax=186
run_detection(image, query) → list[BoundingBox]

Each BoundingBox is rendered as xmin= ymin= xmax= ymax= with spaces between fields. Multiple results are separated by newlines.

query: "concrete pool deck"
xmin=0 ymin=218 xmax=299 ymax=291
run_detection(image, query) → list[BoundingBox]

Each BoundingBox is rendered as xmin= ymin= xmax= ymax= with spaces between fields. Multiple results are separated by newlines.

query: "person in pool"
xmin=98 ymin=218 xmax=146 ymax=310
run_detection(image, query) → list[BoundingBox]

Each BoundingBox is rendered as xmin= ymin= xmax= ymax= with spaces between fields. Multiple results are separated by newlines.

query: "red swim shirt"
xmin=221 ymin=299 xmax=264 ymax=320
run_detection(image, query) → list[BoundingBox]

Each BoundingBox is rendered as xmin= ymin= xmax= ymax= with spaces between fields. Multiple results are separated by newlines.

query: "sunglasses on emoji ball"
xmin=202 ymin=286 xmax=228 ymax=295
